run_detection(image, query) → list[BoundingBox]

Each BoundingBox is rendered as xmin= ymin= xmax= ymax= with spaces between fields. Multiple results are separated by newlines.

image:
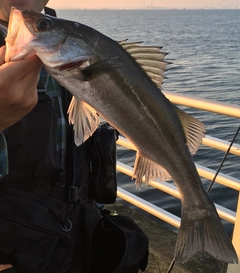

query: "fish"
xmin=5 ymin=7 xmax=238 ymax=264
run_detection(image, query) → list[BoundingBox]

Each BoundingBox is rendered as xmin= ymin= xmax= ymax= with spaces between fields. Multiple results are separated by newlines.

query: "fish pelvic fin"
xmin=68 ymin=97 xmax=99 ymax=146
xmin=175 ymin=106 xmax=206 ymax=155
xmin=119 ymin=40 xmax=170 ymax=88
xmin=175 ymin=202 xmax=238 ymax=264
xmin=133 ymin=152 xmax=171 ymax=187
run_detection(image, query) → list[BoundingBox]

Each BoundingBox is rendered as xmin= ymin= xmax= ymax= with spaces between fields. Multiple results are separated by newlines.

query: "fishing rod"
xmin=207 ymin=124 xmax=240 ymax=193
xmin=207 ymin=124 xmax=240 ymax=273
xmin=167 ymin=124 xmax=240 ymax=273
xmin=167 ymin=258 xmax=175 ymax=273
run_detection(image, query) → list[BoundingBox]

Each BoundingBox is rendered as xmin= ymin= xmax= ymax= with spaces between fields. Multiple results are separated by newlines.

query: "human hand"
xmin=0 ymin=46 xmax=42 ymax=132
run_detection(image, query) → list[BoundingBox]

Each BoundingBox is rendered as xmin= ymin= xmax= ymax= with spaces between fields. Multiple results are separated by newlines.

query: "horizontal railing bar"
xmin=215 ymin=204 xmax=236 ymax=224
xmin=117 ymin=136 xmax=137 ymax=151
xmin=195 ymin=164 xmax=240 ymax=191
xmin=117 ymin=134 xmax=240 ymax=157
xmin=117 ymin=137 xmax=240 ymax=191
xmin=163 ymin=90 xmax=240 ymax=118
xmin=150 ymin=178 xmax=236 ymax=223
xmin=117 ymin=186 xmax=181 ymax=228
xmin=117 ymin=161 xmax=180 ymax=198
xmin=117 ymin=161 xmax=236 ymax=223
xmin=202 ymin=136 xmax=240 ymax=156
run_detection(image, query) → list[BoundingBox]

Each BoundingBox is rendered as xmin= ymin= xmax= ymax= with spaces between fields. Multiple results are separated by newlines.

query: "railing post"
xmin=227 ymin=191 xmax=240 ymax=272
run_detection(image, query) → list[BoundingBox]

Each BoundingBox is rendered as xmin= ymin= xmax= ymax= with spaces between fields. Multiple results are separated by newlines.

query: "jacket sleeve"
xmin=0 ymin=132 xmax=8 ymax=178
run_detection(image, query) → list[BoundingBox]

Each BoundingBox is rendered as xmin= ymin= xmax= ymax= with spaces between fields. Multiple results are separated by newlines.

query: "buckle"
xmin=68 ymin=186 xmax=79 ymax=202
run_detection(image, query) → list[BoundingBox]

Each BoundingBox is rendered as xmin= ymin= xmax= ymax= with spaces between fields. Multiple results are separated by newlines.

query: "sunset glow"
xmin=48 ymin=0 xmax=240 ymax=10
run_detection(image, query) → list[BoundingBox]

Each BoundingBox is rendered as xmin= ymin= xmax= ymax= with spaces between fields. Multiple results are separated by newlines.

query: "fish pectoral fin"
xmin=175 ymin=106 xmax=206 ymax=155
xmin=82 ymin=58 xmax=122 ymax=79
xmin=68 ymin=97 xmax=99 ymax=146
xmin=133 ymin=152 xmax=171 ymax=187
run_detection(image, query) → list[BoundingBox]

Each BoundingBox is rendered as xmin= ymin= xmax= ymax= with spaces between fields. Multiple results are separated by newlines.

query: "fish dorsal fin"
xmin=133 ymin=152 xmax=172 ymax=187
xmin=119 ymin=40 xmax=170 ymax=87
xmin=68 ymin=97 xmax=99 ymax=146
xmin=175 ymin=106 xmax=206 ymax=155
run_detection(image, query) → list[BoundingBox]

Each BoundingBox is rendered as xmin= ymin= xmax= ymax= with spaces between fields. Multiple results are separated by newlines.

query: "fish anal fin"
xmin=67 ymin=97 xmax=99 ymax=146
xmin=175 ymin=202 xmax=238 ymax=264
xmin=133 ymin=152 xmax=171 ymax=187
xmin=175 ymin=106 xmax=206 ymax=155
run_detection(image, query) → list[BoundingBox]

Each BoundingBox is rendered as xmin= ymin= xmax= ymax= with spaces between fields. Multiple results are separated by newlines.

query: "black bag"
xmin=0 ymin=87 xmax=149 ymax=273
xmin=84 ymin=208 xmax=149 ymax=273
xmin=0 ymin=90 xmax=87 ymax=273
xmin=0 ymin=189 xmax=85 ymax=273
xmin=0 ymin=192 xmax=149 ymax=273
xmin=87 ymin=122 xmax=119 ymax=204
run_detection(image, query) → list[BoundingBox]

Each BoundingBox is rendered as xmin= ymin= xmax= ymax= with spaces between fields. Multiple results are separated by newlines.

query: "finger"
xmin=0 ymin=54 xmax=43 ymax=83
xmin=18 ymin=55 xmax=43 ymax=80
xmin=22 ymin=65 xmax=41 ymax=97
xmin=10 ymin=57 xmax=43 ymax=103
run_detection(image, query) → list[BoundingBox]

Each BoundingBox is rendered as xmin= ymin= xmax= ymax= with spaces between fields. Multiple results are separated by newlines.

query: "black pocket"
xmin=0 ymin=190 xmax=72 ymax=273
xmin=88 ymin=123 xmax=118 ymax=204
xmin=88 ymin=209 xmax=149 ymax=273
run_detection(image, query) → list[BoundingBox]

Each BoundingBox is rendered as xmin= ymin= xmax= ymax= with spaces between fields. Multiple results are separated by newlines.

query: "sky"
xmin=48 ymin=0 xmax=240 ymax=9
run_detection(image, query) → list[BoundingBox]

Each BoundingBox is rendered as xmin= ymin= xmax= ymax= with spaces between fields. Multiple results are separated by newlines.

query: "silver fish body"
xmin=5 ymin=8 xmax=238 ymax=264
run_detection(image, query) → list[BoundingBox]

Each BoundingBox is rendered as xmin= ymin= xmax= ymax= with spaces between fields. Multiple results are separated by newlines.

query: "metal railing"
xmin=115 ymin=90 xmax=240 ymax=272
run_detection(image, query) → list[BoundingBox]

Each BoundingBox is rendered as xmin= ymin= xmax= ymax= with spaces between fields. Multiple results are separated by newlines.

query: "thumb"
xmin=0 ymin=46 xmax=6 ymax=65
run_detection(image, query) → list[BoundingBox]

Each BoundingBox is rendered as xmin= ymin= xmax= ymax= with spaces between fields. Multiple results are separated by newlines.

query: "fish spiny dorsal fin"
xmin=175 ymin=106 xmax=206 ymax=155
xmin=119 ymin=40 xmax=170 ymax=87
xmin=133 ymin=152 xmax=172 ymax=187
xmin=68 ymin=97 xmax=99 ymax=146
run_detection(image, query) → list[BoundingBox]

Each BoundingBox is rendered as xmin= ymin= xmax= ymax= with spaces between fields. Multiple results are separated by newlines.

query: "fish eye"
xmin=36 ymin=18 xmax=53 ymax=32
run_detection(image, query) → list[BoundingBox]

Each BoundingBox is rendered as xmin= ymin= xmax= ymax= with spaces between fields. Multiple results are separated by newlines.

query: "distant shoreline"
xmin=56 ymin=7 xmax=240 ymax=11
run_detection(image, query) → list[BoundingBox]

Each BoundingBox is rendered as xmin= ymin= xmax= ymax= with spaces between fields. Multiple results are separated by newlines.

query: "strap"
xmin=0 ymin=268 xmax=15 ymax=273
xmin=1 ymin=89 xmax=62 ymax=193
xmin=37 ymin=81 xmax=47 ymax=93
xmin=44 ymin=6 xmax=57 ymax=17
xmin=0 ymin=20 xmax=7 ymax=46
xmin=60 ymin=87 xmax=91 ymax=202
xmin=0 ymin=33 xmax=5 ymax=46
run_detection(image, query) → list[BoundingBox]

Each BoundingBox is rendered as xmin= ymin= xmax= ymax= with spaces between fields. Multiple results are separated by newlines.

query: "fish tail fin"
xmin=132 ymin=153 xmax=238 ymax=264
xmin=175 ymin=202 xmax=238 ymax=264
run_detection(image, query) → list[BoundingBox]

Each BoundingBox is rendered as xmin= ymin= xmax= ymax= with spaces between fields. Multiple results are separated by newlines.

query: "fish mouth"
xmin=5 ymin=7 xmax=36 ymax=62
